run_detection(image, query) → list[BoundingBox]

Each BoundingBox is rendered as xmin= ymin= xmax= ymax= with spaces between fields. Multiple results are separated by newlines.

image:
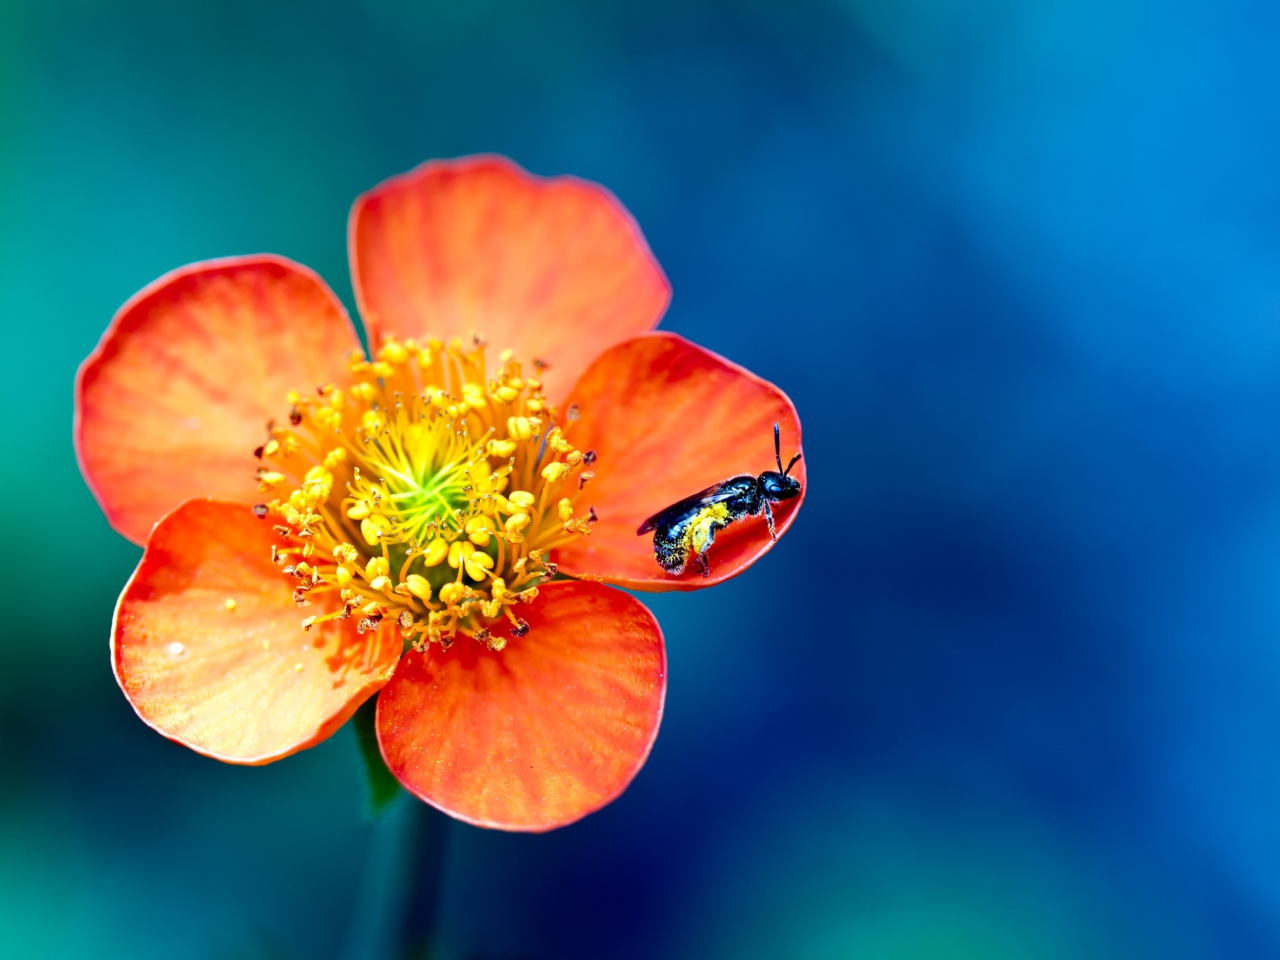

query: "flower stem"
xmin=343 ymin=745 xmax=449 ymax=959
xmin=397 ymin=802 xmax=450 ymax=958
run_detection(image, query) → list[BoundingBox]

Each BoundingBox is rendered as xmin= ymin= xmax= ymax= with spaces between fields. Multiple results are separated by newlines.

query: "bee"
xmin=637 ymin=422 xmax=802 ymax=577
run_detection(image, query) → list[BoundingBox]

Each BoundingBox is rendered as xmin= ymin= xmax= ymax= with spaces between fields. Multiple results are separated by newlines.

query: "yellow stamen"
xmin=257 ymin=334 xmax=590 ymax=651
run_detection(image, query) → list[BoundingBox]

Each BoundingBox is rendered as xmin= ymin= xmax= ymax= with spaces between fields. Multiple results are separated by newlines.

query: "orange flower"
xmin=74 ymin=156 xmax=805 ymax=831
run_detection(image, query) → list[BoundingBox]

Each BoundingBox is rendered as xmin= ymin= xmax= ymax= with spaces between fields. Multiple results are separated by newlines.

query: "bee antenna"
xmin=784 ymin=452 xmax=802 ymax=476
xmin=773 ymin=422 xmax=783 ymax=472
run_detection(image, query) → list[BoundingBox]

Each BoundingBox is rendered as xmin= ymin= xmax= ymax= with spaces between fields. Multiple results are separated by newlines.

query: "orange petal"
xmin=376 ymin=581 xmax=666 ymax=832
xmin=557 ymin=332 xmax=805 ymax=591
xmin=76 ymin=256 xmax=360 ymax=545
xmin=349 ymin=155 xmax=670 ymax=402
xmin=113 ymin=499 xmax=399 ymax=764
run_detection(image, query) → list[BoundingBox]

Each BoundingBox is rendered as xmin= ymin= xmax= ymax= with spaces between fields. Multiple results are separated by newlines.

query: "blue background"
xmin=4 ymin=0 xmax=1280 ymax=956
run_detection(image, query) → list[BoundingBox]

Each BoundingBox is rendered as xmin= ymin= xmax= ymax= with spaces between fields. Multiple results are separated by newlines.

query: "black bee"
xmin=637 ymin=422 xmax=802 ymax=577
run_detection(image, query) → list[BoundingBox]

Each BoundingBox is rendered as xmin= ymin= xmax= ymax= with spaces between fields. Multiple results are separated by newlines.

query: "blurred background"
xmin=4 ymin=0 xmax=1280 ymax=956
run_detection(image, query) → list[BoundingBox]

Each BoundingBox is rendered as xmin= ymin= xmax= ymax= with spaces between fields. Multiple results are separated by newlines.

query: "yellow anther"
xmin=499 ymin=348 xmax=514 ymax=363
xmin=361 ymin=601 xmax=387 ymax=617
xmin=468 ymin=459 xmax=494 ymax=494
xmin=301 ymin=615 xmax=317 ymax=630
xmin=351 ymin=382 xmax=376 ymax=403
xmin=333 ymin=543 xmax=359 ymax=563
xmin=361 ymin=514 xmax=391 ymax=545
xmin=492 ymin=385 xmax=520 ymax=404
xmin=262 ymin=439 xmax=280 ymax=457
xmin=546 ymin=427 xmax=573 ymax=453
xmin=257 ymin=471 xmax=286 ymax=488
xmin=323 ymin=448 xmax=347 ymax=469
xmin=404 ymin=574 xmax=432 ymax=602
xmin=462 ymin=382 xmax=487 ymax=408
xmin=565 ymin=450 xmax=584 ymax=468
xmin=504 ymin=513 xmax=530 ymax=541
xmin=418 ymin=537 xmax=447 ymax=566
xmin=464 ymin=551 xmax=494 ymax=582
xmin=361 ymin=409 xmax=385 ymax=434
xmin=508 ymin=416 xmax=535 ymax=440
xmin=346 ymin=500 xmax=371 ymax=520
xmin=448 ymin=540 xmax=475 ymax=568
xmin=328 ymin=389 xmax=345 ymax=411
xmin=369 ymin=575 xmax=392 ymax=593
xmin=541 ymin=461 xmax=569 ymax=483
xmin=508 ymin=490 xmax=536 ymax=509
xmin=223 ymin=597 xmax=237 ymax=611
xmin=334 ymin=565 xmax=353 ymax=588
xmin=380 ymin=341 xmax=408 ymax=365
xmin=526 ymin=399 xmax=545 ymax=413
xmin=365 ymin=557 xmax=389 ymax=579
xmin=465 ymin=515 xmax=495 ymax=546
xmin=439 ymin=582 xmax=466 ymax=606
xmin=303 ymin=481 xmax=332 ymax=504
xmin=558 ymin=498 xmax=574 ymax=522
xmin=286 ymin=390 xmax=301 ymax=404
xmin=314 ymin=407 xmax=342 ymax=430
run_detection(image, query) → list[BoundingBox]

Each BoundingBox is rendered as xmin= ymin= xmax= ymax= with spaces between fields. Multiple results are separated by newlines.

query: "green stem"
xmin=343 ymin=699 xmax=450 ymax=960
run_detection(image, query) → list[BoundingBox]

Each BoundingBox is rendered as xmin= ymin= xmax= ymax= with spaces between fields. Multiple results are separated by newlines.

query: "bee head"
xmin=767 ymin=422 xmax=802 ymax=503
xmin=759 ymin=471 xmax=801 ymax=502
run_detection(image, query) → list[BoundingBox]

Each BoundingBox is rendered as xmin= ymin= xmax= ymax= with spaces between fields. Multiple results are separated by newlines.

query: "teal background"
xmin=5 ymin=0 xmax=1280 ymax=956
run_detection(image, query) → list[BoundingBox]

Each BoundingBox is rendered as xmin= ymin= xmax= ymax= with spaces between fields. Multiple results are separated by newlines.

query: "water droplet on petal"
xmin=166 ymin=642 xmax=186 ymax=657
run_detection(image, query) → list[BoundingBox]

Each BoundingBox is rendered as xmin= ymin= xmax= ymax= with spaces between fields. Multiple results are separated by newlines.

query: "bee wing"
xmin=636 ymin=483 xmax=741 ymax=535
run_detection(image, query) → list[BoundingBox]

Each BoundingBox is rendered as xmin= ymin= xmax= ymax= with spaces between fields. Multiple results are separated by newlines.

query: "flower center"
xmin=255 ymin=335 xmax=596 ymax=651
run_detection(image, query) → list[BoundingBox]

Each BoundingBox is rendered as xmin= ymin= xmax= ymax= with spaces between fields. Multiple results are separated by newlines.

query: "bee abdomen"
xmin=654 ymin=528 xmax=690 ymax=575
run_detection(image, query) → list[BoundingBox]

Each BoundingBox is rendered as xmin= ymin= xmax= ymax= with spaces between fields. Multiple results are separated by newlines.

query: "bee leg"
xmin=697 ymin=552 xmax=710 ymax=577
xmin=763 ymin=500 xmax=777 ymax=540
